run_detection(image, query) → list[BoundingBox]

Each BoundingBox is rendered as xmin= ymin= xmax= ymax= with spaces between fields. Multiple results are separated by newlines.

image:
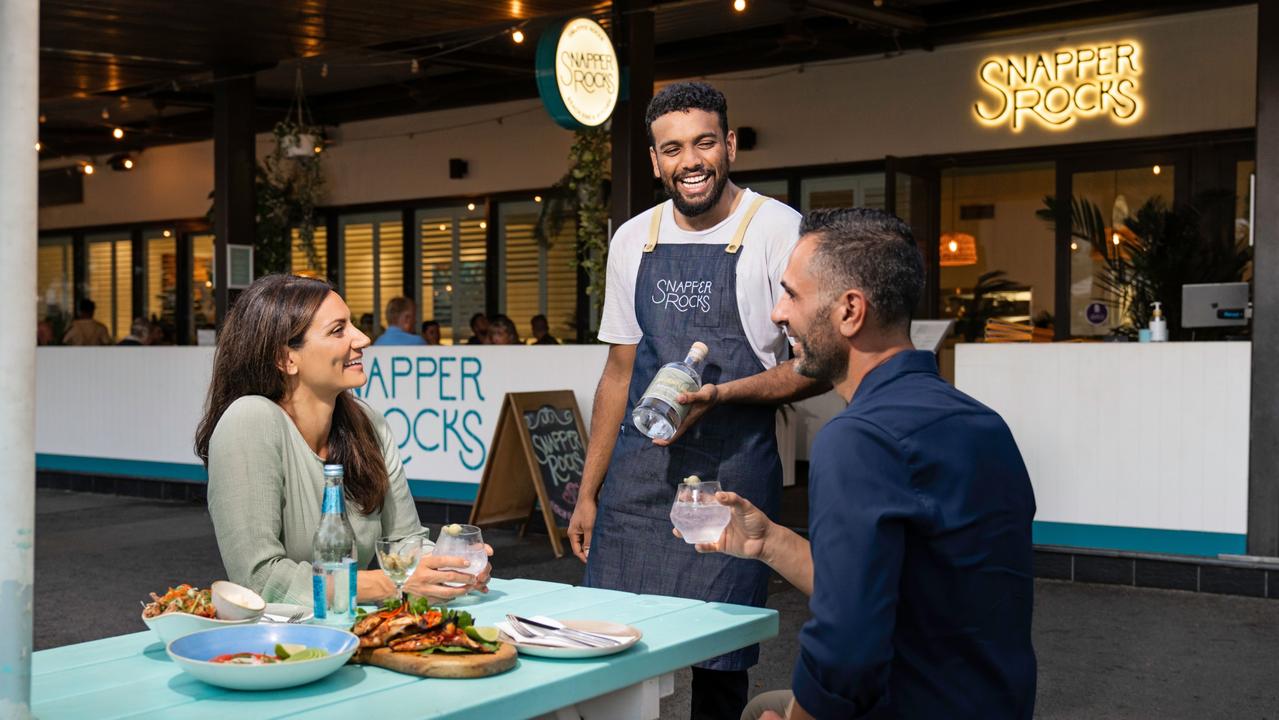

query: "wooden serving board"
xmin=351 ymin=643 xmax=517 ymax=678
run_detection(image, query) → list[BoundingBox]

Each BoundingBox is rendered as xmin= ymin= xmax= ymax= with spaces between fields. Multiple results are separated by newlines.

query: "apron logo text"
xmin=651 ymin=278 xmax=714 ymax=313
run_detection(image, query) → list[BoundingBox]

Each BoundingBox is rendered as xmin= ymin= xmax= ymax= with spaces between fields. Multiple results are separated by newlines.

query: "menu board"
xmin=469 ymin=391 xmax=587 ymax=557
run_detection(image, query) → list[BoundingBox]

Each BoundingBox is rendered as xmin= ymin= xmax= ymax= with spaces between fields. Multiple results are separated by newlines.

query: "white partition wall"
xmin=955 ymin=343 xmax=1250 ymax=556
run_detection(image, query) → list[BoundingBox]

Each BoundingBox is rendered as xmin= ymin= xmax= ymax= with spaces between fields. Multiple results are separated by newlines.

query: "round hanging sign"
xmin=535 ymin=17 xmax=619 ymax=130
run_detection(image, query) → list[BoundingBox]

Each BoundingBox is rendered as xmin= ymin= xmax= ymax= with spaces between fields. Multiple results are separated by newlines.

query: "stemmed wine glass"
xmin=375 ymin=534 xmax=424 ymax=605
xmin=431 ymin=524 xmax=487 ymax=588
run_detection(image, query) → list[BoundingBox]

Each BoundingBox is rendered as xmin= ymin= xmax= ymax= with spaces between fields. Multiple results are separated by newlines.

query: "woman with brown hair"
xmin=195 ymin=274 xmax=490 ymax=606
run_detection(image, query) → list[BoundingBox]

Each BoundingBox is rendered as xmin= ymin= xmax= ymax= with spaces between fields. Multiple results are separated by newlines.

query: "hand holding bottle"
xmin=651 ymin=382 xmax=719 ymax=446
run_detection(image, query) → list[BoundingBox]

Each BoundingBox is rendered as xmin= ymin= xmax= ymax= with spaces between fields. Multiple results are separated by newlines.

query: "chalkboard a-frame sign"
xmin=469 ymin=391 xmax=587 ymax=557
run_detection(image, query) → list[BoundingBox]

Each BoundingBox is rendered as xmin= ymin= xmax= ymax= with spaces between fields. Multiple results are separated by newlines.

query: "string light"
xmin=534 ymin=195 xmax=542 ymax=203
xmin=410 ymin=58 xmax=420 ymax=74
xmin=113 ymin=127 xmax=124 ymax=140
xmin=122 ymin=158 xmax=134 ymax=169
xmin=82 ymin=162 xmax=95 ymax=175
xmin=101 ymin=107 xmax=110 ymax=120
xmin=1152 ymin=164 xmax=1161 ymax=175
xmin=479 ymin=221 xmax=488 ymax=230
xmin=438 ymin=224 xmax=447 ymax=231
xmin=512 ymin=29 xmax=525 ymax=44
xmin=1070 ymin=241 xmax=1079 ymax=251
xmin=162 ymin=229 xmax=172 ymax=238
xmin=34 ymin=141 xmax=41 ymax=152
xmin=1112 ymin=233 xmax=1121 ymax=246
xmin=467 ymin=202 xmax=476 ymax=211
xmin=733 ymin=0 xmax=746 ymax=11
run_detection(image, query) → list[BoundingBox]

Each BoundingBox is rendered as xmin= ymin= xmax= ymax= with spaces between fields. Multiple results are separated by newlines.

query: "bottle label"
xmin=321 ymin=486 xmax=344 ymax=515
xmin=642 ymin=367 xmax=698 ymax=421
xmin=312 ymin=573 xmax=327 ymax=619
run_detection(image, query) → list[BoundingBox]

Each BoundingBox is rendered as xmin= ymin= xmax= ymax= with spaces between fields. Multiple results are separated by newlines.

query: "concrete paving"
xmin=33 ymin=488 xmax=1279 ymax=718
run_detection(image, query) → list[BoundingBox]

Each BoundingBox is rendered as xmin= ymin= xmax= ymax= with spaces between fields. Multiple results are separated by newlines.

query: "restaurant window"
xmin=37 ymin=235 xmax=73 ymax=324
xmin=416 ymin=205 xmax=487 ymax=344
xmin=341 ymin=213 xmax=403 ymax=339
xmin=938 ymin=164 xmax=1054 ymax=340
xmin=1068 ymin=165 xmax=1175 ymax=336
xmin=499 ymin=200 xmax=577 ymax=343
xmin=801 ymin=173 xmax=885 ymax=212
xmin=85 ymin=232 xmax=132 ymax=341
xmin=192 ymin=233 xmax=217 ymax=339
xmin=145 ymin=231 xmax=178 ymax=329
xmin=290 ymin=226 xmax=327 ymax=278
xmin=747 ymin=179 xmax=789 ymax=205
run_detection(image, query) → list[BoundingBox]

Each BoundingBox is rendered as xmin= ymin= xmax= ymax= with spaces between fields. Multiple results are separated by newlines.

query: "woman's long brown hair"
xmin=193 ymin=274 xmax=388 ymax=513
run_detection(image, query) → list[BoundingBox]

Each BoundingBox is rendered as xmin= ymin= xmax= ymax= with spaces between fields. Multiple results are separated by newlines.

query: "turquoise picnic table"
xmin=32 ymin=577 xmax=778 ymax=719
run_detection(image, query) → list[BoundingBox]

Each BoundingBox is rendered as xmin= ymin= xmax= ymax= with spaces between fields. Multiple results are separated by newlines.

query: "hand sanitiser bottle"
xmin=633 ymin=342 xmax=709 ymax=441
xmin=1150 ymin=302 xmax=1168 ymax=342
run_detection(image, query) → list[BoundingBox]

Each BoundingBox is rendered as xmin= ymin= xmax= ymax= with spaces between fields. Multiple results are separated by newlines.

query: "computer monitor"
xmin=1181 ymin=282 xmax=1249 ymax=328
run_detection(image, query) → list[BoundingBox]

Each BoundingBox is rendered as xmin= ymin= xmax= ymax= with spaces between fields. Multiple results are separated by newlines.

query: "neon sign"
xmin=974 ymin=41 xmax=1142 ymax=132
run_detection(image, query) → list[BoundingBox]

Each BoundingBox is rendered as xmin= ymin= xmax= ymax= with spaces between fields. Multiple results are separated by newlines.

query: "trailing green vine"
xmin=257 ymin=119 xmax=326 ymax=276
xmin=538 ymin=126 xmax=611 ymax=325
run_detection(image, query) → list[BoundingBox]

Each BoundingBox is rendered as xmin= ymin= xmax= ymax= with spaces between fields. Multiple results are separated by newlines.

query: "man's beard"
xmin=792 ymin=308 xmax=848 ymax=384
xmin=662 ymin=164 xmax=729 ymax=218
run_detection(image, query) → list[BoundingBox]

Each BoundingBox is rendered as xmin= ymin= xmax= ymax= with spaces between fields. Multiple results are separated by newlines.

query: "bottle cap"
xmin=688 ymin=342 xmax=709 ymax=361
xmin=322 ymin=464 xmax=344 ymax=477
xmin=1151 ymin=301 xmax=1164 ymax=317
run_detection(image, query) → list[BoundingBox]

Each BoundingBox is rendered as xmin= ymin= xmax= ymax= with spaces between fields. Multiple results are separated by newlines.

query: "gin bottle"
xmin=312 ymin=464 xmax=358 ymax=624
xmin=632 ymin=342 xmax=709 ymax=441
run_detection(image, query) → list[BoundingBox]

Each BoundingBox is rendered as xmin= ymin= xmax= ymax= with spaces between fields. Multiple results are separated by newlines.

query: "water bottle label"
xmin=349 ymin=559 xmax=359 ymax=607
xmin=642 ymin=367 xmax=697 ymax=420
xmin=321 ymin=486 xmax=344 ymax=515
xmin=312 ymin=573 xmax=327 ymax=619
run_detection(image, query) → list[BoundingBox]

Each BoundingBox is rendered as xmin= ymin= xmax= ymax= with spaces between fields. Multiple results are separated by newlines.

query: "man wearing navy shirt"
xmin=685 ymin=208 xmax=1036 ymax=719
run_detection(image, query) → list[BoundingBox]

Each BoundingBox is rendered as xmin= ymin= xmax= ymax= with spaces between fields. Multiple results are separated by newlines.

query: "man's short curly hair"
xmin=645 ymin=82 xmax=728 ymax=146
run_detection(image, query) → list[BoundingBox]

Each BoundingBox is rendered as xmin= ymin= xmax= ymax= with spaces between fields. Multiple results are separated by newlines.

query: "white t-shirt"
xmin=598 ymin=188 xmax=802 ymax=369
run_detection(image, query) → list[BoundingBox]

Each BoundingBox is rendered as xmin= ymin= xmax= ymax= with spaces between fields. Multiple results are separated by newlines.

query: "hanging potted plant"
xmin=258 ymin=68 xmax=327 ymax=275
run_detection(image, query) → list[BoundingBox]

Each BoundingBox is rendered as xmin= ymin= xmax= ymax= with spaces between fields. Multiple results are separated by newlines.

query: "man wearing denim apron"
xmin=569 ymin=82 xmax=826 ymax=719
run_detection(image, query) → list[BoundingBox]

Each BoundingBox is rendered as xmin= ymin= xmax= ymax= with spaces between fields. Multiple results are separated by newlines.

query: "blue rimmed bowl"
xmin=166 ymin=623 xmax=359 ymax=691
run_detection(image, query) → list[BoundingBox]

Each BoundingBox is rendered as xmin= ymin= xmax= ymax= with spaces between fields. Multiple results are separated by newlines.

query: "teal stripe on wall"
xmin=1033 ymin=520 xmax=1246 ymax=558
xmin=36 ymin=454 xmax=477 ymax=503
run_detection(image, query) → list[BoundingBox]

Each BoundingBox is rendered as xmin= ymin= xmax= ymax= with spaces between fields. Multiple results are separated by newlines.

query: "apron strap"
xmin=643 ymin=201 xmax=669 ymax=253
xmin=726 ymin=195 xmax=769 ymax=254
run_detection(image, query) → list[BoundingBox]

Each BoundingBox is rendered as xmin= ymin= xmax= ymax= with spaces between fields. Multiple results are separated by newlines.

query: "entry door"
xmin=886 ymin=156 xmax=941 ymax=318
xmin=1057 ymin=151 xmax=1183 ymax=339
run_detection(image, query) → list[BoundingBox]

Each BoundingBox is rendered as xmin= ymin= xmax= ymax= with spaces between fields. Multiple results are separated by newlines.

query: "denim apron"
xmin=584 ymin=196 xmax=781 ymax=671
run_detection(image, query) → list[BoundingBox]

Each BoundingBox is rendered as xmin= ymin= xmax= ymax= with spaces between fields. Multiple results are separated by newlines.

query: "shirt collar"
xmin=850 ymin=350 xmax=939 ymax=405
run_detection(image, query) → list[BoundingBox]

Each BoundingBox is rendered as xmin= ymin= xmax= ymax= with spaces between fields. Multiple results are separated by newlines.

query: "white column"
xmin=0 ymin=0 xmax=39 ymax=717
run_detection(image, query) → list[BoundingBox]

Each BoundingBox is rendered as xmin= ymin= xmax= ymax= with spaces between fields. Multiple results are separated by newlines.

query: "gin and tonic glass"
xmin=431 ymin=524 xmax=487 ymax=588
xmin=670 ymin=478 xmax=731 ymax=544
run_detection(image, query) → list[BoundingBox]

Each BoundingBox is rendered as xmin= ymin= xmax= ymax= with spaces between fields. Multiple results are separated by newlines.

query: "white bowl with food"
xmin=141 ymin=584 xmax=254 ymax=644
xmin=210 ymin=580 xmax=266 ymax=621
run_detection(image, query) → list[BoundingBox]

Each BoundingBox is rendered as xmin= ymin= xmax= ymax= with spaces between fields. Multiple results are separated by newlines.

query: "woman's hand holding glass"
xmin=404 ymin=528 xmax=493 ymax=601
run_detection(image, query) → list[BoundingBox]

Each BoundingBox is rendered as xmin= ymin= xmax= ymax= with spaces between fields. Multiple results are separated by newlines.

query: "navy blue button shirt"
xmin=793 ymin=350 xmax=1036 ymax=719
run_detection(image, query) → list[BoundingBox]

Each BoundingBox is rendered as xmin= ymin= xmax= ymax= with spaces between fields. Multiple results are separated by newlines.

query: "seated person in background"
xmin=62 ymin=298 xmax=113 ymax=346
xmin=691 ymin=209 xmax=1037 ymax=720
xmin=374 ymin=296 xmax=425 ymax=346
xmin=36 ymin=320 xmax=54 ymax=346
xmin=421 ymin=320 xmax=441 ymax=345
xmin=195 ymin=274 xmax=493 ymax=607
xmin=486 ymin=314 xmax=520 ymax=345
xmin=145 ymin=320 xmax=170 ymax=345
xmin=118 ymin=317 xmax=149 ymax=346
xmin=465 ymin=312 xmax=489 ymax=345
xmin=528 ymin=314 xmax=560 ymax=345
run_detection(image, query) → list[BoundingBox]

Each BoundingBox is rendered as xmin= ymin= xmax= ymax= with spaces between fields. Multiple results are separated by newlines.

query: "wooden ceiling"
xmin=37 ymin=0 xmax=1248 ymax=159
